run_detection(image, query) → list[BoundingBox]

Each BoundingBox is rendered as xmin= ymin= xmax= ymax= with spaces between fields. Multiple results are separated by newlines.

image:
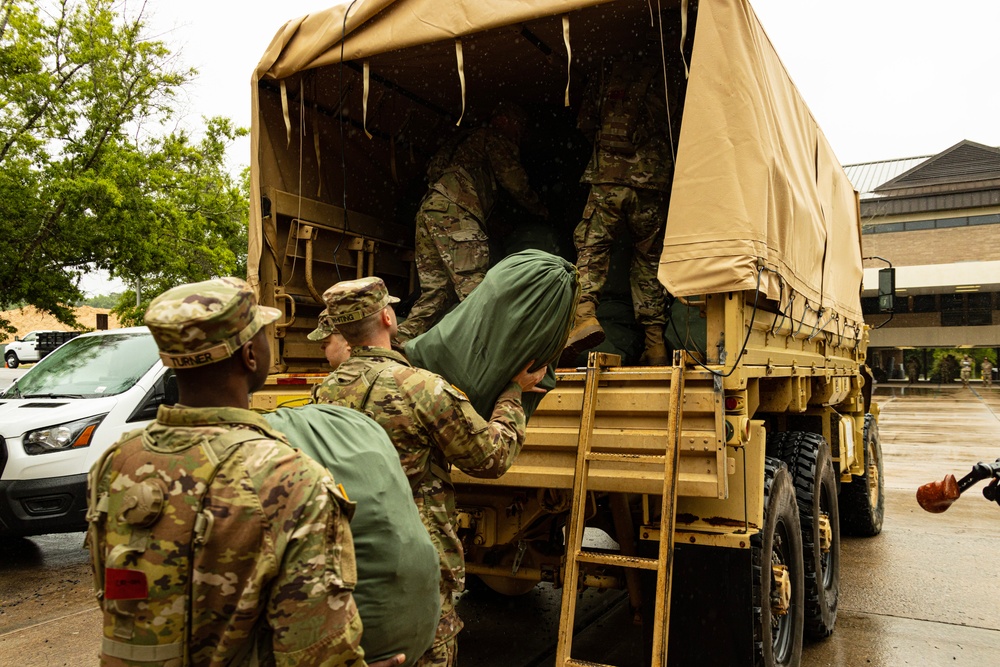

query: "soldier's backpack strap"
xmin=357 ymin=359 xmax=400 ymax=417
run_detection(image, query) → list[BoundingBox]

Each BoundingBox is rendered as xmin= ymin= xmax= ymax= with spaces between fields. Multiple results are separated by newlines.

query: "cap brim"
xmin=258 ymin=305 xmax=282 ymax=325
xmin=306 ymin=327 xmax=330 ymax=341
xmin=388 ymin=296 xmax=401 ymax=304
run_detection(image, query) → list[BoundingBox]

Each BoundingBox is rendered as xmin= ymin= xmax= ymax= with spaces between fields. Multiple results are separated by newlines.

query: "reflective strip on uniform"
xmin=102 ymin=637 xmax=183 ymax=662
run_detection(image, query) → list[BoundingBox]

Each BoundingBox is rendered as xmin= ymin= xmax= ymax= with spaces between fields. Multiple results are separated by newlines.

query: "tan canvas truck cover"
xmin=250 ymin=0 xmax=864 ymax=348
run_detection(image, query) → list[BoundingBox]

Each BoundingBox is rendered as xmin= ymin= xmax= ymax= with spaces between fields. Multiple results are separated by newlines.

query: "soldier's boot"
xmin=559 ymin=302 xmax=605 ymax=367
xmin=639 ymin=325 xmax=669 ymax=366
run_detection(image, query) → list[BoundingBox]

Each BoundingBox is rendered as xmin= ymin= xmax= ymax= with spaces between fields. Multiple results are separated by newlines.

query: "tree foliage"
xmin=79 ymin=292 xmax=119 ymax=308
xmin=0 ymin=0 xmax=248 ymax=333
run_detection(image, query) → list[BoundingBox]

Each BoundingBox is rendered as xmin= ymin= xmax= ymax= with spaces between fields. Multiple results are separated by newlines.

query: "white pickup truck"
xmin=4 ymin=330 xmax=58 ymax=368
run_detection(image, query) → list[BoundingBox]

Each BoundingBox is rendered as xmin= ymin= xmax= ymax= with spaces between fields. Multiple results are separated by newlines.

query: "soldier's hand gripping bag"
xmin=406 ymin=249 xmax=579 ymax=421
xmin=263 ymin=404 xmax=439 ymax=667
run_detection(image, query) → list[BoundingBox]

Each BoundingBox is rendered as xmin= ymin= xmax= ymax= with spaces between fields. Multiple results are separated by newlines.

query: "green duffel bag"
xmin=405 ymin=249 xmax=578 ymax=421
xmin=263 ymin=404 xmax=439 ymax=667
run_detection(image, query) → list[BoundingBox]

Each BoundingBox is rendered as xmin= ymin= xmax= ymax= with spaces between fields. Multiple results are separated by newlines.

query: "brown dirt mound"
xmin=0 ymin=306 xmax=122 ymax=345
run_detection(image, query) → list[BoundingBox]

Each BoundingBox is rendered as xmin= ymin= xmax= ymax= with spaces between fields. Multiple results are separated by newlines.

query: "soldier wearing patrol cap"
xmin=313 ymin=276 xmax=547 ymax=667
xmin=86 ymin=277 xmax=404 ymax=667
xmin=310 ymin=308 xmax=352 ymax=369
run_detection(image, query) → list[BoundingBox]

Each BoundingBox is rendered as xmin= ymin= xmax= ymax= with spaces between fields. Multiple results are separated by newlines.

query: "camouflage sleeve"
xmin=487 ymin=133 xmax=546 ymax=217
xmin=420 ymin=377 xmax=527 ymax=478
xmin=267 ymin=460 xmax=367 ymax=667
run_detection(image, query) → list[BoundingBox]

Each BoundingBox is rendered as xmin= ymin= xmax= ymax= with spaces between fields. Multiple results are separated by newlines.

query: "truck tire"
xmin=753 ymin=458 xmax=804 ymax=667
xmin=839 ymin=414 xmax=884 ymax=537
xmin=5 ymin=351 xmax=18 ymax=369
xmin=770 ymin=432 xmax=840 ymax=640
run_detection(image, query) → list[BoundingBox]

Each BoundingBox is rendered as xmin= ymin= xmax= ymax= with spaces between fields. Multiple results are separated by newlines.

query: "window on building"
xmin=968 ymin=293 xmax=994 ymax=326
xmin=941 ymin=293 xmax=995 ymax=327
xmin=935 ymin=217 xmax=967 ymax=229
xmin=910 ymin=294 xmax=937 ymax=313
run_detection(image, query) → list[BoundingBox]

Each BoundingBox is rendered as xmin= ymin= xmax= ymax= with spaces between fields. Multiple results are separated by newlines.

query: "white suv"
xmin=4 ymin=330 xmax=57 ymax=368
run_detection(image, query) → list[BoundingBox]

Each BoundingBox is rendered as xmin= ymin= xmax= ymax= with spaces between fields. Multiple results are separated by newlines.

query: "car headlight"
xmin=24 ymin=414 xmax=108 ymax=455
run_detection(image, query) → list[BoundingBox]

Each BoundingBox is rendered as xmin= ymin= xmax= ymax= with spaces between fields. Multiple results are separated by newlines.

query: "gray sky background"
xmin=82 ymin=0 xmax=1000 ymax=294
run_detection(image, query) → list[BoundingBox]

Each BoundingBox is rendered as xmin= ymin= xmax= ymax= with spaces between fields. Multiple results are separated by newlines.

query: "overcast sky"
xmin=83 ymin=0 xmax=1000 ymax=294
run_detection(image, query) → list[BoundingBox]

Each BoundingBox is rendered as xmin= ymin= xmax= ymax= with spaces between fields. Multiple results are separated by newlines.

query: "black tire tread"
xmin=840 ymin=414 xmax=885 ymax=537
xmin=751 ymin=457 xmax=804 ymax=667
xmin=773 ymin=432 xmax=840 ymax=640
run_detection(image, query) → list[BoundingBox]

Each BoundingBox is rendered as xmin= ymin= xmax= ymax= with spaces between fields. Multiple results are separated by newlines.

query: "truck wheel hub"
xmin=770 ymin=564 xmax=791 ymax=616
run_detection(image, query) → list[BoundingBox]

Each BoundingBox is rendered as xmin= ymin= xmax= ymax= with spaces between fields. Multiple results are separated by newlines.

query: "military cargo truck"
xmin=248 ymin=1 xmax=885 ymax=665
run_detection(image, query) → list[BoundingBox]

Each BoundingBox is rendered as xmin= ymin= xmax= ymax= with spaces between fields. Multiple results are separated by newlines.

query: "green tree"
xmin=0 ymin=0 xmax=248 ymax=333
xmin=111 ymin=118 xmax=249 ymax=325
xmin=79 ymin=292 xmax=119 ymax=308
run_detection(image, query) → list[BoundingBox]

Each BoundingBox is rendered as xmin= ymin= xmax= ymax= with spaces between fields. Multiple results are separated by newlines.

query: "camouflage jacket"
xmin=86 ymin=404 xmax=366 ymax=667
xmin=312 ymin=347 xmax=526 ymax=600
xmin=429 ymin=126 xmax=545 ymax=224
xmin=578 ymin=56 xmax=674 ymax=191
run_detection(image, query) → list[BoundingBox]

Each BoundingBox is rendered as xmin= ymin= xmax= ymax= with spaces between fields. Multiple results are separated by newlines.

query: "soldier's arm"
xmin=420 ymin=374 xmax=528 ymax=479
xmin=488 ymin=134 xmax=547 ymax=218
xmin=421 ymin=362 xmax=547 ymax=478
xmin=267 ymin=461 xmax=368 ymax=667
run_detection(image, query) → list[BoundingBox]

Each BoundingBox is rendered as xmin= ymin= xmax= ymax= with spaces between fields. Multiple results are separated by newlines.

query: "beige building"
xmin=846 ymin=140 xmax=1000 ymax=379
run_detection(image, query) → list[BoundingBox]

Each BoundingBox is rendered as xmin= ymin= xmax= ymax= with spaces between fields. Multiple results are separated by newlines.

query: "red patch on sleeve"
xmin=104 ymin=568 xmax=149 ymax=600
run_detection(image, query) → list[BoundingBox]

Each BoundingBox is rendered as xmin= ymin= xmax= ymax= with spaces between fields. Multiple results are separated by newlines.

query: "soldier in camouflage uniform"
xmin=311 ymin=307 xmax=352 ymax=368
xmin=396 ymin=103 xmax=548 ymax=343
xmin=85 ymin=277 xmax=403 ymax=667
xmin=561 ymin=51 xmax=674 ymax=366
xmin=313 ymin=276 xmax=548 ymax=667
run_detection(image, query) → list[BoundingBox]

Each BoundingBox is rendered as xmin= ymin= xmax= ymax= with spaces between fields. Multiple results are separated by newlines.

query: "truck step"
xmin=573 ymin=551 xmax=659 ymax=571
xmin=584 ymin=451 xmax=666 ymax=465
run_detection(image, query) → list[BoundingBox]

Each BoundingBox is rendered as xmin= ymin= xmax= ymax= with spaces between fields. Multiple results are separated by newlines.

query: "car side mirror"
xmin=878 ymin=267 xmax=896 ymax=314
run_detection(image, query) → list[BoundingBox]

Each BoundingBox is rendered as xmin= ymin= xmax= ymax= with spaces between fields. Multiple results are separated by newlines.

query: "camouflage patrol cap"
xmin=307 ymin=309 xmax=339 ymax=341
xmin=322 ymin=277 xmax=400 ymax=325
xmin=144 ymin=277 xmax=281 ymax=369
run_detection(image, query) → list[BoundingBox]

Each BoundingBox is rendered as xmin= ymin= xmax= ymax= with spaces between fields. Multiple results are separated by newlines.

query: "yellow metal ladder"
xmin=555 ymin=351 xmax=686 ymax=667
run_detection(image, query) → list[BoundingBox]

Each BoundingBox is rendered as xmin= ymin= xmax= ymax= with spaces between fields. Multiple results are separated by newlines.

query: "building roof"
xmin=844 ymin=140 xmax=1000 ymax=200
xmin=875 ymin=140 xmax=1000 ymax=193
xmin=843 ymin=156 xmax=932 ymax=198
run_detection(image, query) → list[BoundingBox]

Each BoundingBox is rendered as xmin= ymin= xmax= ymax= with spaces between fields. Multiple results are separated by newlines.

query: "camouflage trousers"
xmin=414 ymin=588 xmax=461 ymax=667
xmin=573 ymin=183 xmax=669 ymax=326
xmin=398 ymin=192 xmax=488 ymax=342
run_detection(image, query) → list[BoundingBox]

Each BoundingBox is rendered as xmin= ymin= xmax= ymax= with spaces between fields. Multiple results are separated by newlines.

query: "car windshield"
xmin=1 ymin=332 xmax=160 ymax=399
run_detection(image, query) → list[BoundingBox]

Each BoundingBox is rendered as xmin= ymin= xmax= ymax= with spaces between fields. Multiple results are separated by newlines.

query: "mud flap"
xmin=666 ymin=543 xmax=754 ymax=666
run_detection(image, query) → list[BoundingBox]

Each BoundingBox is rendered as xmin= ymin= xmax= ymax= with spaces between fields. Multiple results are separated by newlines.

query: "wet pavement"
xmin=799 ymin=383 xmax=1000 ymax=667
xmin=1 ymin=383 xmax=998 ymax=666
